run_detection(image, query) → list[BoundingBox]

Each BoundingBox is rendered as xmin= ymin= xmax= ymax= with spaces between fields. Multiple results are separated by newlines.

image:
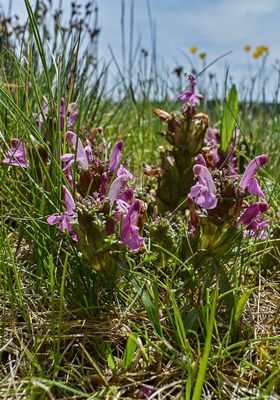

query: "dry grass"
xmin=0 ymin=263 xmax=279 ymax=399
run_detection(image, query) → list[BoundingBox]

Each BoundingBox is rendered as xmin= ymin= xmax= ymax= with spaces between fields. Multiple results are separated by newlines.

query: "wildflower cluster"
xmin=188 ymin=154 xmax=269 ymax=257
xmin=2 ymin=77 xmax=271 ymax=283
xmin=49 ymin=132 xmax=145 ymax=278
xmin=3 ymin=98 xmax=144 ymax=280
xmin=144 ymin=74 xmax=270 ymax=267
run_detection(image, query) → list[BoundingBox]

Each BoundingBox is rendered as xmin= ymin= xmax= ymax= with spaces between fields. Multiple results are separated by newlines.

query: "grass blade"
xmin=192 ymin=286 xmax=218 ymax=400
xmin=221 ymin=83 xmax=238 ymax=151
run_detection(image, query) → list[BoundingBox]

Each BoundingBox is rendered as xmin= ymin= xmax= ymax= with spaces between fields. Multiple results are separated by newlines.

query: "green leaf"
xmin=122 ymin=334 xmax=138 ymax=370
xmin=192 ymin=286 xmax=218 ymax=400
xmin=233 ymin=289 xmax=253 ymax=340
xmin=235 ymin=289 xmax=253 ymax=325
xmin=107 ymin=347 xmax=116 ymax=372
xmin=221 ymin=84 xmax=238 ymax=151
xmin=211 ymin=259 xmax=234 ymax=313
xmin=141 ymin=286 xmax=162 ymax=336
xmin=170 ymin=292 xmax=188 ymax=353
xmin=132 ymin=277 xmax=163 ymax=337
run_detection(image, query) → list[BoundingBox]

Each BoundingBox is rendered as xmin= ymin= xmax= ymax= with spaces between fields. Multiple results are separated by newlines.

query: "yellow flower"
xmin=244 ymin=45 xmax=251 ymax=52
xmin=199 ymin=52 xmax=207 ymax=60
xmin=253 ymin=45 xmax=269 ymax=59
xmin=189 ymin=46 xmax=198 ymax=54
xmin=260 ymin=45 xmax=269 ymax=53
xmin=253 ymin=49 xmax=261 ymax=59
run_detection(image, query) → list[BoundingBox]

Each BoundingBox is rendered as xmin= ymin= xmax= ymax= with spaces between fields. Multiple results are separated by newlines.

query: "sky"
xmin=2 ymin=0 xmax=280 ymax=98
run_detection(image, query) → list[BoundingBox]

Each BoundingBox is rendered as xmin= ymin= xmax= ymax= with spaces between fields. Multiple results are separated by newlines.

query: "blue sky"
xmin=2 ymin=0 xmax=280 ymax=97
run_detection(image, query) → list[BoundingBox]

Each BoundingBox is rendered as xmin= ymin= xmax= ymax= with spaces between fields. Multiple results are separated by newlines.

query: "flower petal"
xmin=196 ymin=154 xmax=207 ymax=167
xmin=240 ymin=202 xmax=269 ymax=225
xmin=107 ymin=174 xmax=130 ymax=204
xmin=3 ymin=139 xmax=29 ymax=168
xmin=193 ymin=164 xmax=216 ymax=193
xmin=47 ymin=214 xmax=62 ymax=225
xmin=63 ymin=185 xmax=76 ymax=214
xmin=247 ymin=177 xmax=266 ymax=199
xmin=121 ymin=200 xmax=144 ymax=250
xmin=117 ymin=164 xmax=133 ymax=179
xmin=196 ymin=188 xmax=218 ymax=210
xmin=109 ymin=140 xmax=124 ymax=173
xmin=66 ymin=131 xmax=89 ymax=170
xmin=239 ymin=155 xmax=268 ymax=190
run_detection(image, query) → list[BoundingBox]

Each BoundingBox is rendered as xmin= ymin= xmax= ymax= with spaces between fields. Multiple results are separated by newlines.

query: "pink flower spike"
xmin=84 ymin=144 xmax=93 ymax=163
xmin=47 ymin=214 xmax=62 ymax=225
xmin=118 ymin=188 xmax=134 ymax=202
xmin=61 ymin=153 xmax=75 ymax=171
xmin=206 ymin=127 xmax=219 ymax=146
xmin=121 ymin=200 xmax=144 ymax=251
xmin=255 ymin=219 xmax=270 ymax=240
xmin=239 ymin=155 xmax=268 ymax=197
xmin=189 ymin=93 xmax=200 ymax=106
xmin=60 ymin=98 xmax=78 ymax=129
xmin=109 ymin=140 xmax=124 ymax=173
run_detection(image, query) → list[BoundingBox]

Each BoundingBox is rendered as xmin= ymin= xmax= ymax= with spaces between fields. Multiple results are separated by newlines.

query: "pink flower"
xmin=3 ymin=139 xmax=29 ymax=168
xmin=35 ymin=97 xmax=78 ymax=130
xmin=188 ymin=164 xmax=218 ymax=209
xmin=47 ymin=185 xmax=78 ymax=241
xmin=117 ymin=164 xmax=133 ymax=179
xmin=108 ymin=140 xmax=124 ymax=173
xmin=107 ymin=154 xmax=134 ymax=204
xmin=239 ymin=155 xmax=268 ymax=198
xmin=107 ymin=174 xmax=131 ymax=204
xmin=61 ymin=131 xmax=91 ymax=171
xmin=121 ymin=200 xmax=144 ymax=250
xmin=196 ymin=154 xmax=207 ymax=167
xmin=139 ymin=386 xmax=153 ymax=399
xmin=178 ymin=74 xmax=200 ymax=107
xmin=64 ymin=167 xmax=74 ymax=189
xmin=59 ymin=98 xmax=78 ymax=129
xmin=239 ymin=201 xmax=269 ymax=239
